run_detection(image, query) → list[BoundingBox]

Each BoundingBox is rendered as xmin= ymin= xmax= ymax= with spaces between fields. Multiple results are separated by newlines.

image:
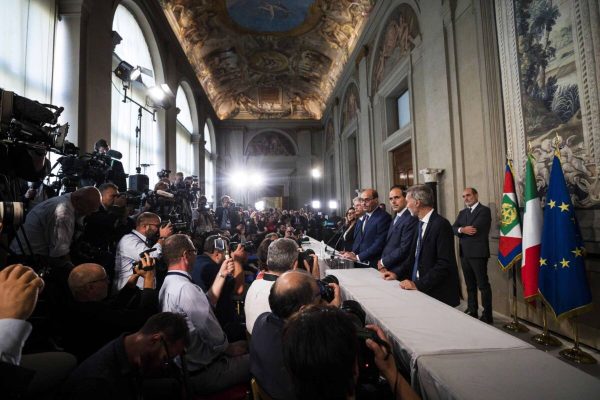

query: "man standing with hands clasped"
xmin=452 ymin=187 xmax=493 ymax=323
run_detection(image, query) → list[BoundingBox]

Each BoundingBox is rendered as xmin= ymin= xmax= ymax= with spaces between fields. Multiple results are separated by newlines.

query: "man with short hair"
xmin=343 ymin=188 xmax=392 ymax=268
xmin=62 ymin=312 xmax=189 ymax=399
xmin=379 ymin=185 xmax=418 ymax=278
xmin=94 ymin=139 xmax=127 ymax=191
xmin=395 ymin=185 xmax=460 ymax=306
xmin=63 ymin=259 xmax=158 ymax=362
xmin=113 ymin=212 xmax=173 ymax=291
xmin=282 ymin=305 xmax=417 ymax=400
xmin=160 ymin=234 xmax=250 ymax=395
xmin=244 ymin=238 xmax=301 ymax=333
xmin=453 ymin=187 xmax=493 ymax=323
xmin=250 ymin=270 xmax=340 ymax=400
xmin=9 ymin=186 xmax=102 ymax=266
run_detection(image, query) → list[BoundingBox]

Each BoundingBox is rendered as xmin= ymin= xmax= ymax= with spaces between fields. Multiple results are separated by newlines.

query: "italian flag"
xmin=498 ymin=161 xmax=522 ymax=270
xmin=521 ymin=155 xmax=542 ymax=301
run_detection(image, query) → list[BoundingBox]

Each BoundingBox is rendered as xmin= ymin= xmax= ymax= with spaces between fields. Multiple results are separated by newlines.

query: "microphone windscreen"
xmin=106 ymin=149 xmax=123 ymax=159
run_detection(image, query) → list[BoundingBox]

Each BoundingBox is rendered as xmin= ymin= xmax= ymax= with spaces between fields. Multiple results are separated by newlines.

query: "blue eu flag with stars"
xmin=539 ymin=154 xmax=592 ymax=320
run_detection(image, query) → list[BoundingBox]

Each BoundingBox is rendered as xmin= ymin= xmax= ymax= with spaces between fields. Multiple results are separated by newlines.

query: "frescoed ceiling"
xmin=159 ymin=0 xmax=375 ymax=120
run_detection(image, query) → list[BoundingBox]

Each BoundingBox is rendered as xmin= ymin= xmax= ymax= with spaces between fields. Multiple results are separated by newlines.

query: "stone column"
xmin=190 ymin=133 xmax=201 ymax=178
xmin=419 ymin=168 xmax=444 ymax=210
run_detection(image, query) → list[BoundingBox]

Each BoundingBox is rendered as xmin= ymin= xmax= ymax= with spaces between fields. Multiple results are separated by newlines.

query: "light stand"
xmin=121 ymin=92 xmax=155 ymax=174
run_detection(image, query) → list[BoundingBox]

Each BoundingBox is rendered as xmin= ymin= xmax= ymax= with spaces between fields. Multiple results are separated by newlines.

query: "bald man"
xmin=10 ymin=186 xmax=102 ymax=265
xmin=250 ymin=270 xmax=341 ymax=400
xmin=62 ymin=259 xmax=158 ymax=362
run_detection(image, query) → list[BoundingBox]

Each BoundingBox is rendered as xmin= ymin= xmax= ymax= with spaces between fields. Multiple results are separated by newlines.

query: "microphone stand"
xmin=327 ymin=224 xmax=346 ymax=260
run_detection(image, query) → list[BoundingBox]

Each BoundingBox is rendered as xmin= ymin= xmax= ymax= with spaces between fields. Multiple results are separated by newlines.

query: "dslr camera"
xmin=298 ymin=248 xmax=315 ymax=270
xmin=316 ymin=274 xmax=339 ymax=303
xmin=133 ymin=248 xmax=156 ymax=272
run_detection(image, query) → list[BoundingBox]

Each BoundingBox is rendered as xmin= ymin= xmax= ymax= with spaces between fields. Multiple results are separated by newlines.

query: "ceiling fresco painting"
xmin=160 ymin=0 xmax=375 ymax=120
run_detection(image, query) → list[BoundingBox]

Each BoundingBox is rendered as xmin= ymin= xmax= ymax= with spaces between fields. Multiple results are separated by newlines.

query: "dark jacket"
xmin=397 ymin=211 xmax=460 ymax=307
xmin=452 ymin=203 xmax=492 ymax=258
xmin=352 ymin=207 xmax=392 ymax=267
xmin=381 ymin=210 xmax=418 ymax=268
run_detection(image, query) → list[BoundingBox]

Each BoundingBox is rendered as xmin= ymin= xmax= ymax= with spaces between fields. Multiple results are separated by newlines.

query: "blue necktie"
xmin=411 ymin=221 xmax=424 ymax=281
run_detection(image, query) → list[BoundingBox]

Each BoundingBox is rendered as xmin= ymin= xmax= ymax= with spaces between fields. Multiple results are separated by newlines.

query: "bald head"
xmin=71 ymin=186 xmax=102 ymax=216
xmin=360 ymin=188 xmax=379 ymax=212
xmin=269 ymin=270 xmax=318 ymax=319
xmin=68 ymin=263 xmax=109 ymax=301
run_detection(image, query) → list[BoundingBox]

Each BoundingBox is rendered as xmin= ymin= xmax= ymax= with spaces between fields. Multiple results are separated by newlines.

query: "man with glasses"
xmin=113 ymin=212 xmax=173 ymax=291
xmin=342 ymin=188 xmax=391 ymax=269
xmin=160 ymin=234 xmax=250 ymax=396
xmin=63 ymin=312 xmax=189 ymax=399
xmin=63 ymin=256 xmax=159 ymax=362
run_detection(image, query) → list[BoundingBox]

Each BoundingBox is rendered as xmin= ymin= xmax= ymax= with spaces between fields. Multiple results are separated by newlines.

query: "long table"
xmin=324 ymin=267 xmax=600 ymax=399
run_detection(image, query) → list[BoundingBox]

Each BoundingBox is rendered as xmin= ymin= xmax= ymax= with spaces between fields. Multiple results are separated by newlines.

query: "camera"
xmin=298 ymin=248 xmax=315 ymax=270
xmin=157 ymin=168 xmax=171 ymax=179
xmin=0 ymin=201 xmax=25 ymax=228
xmin=341 ymin=300 xmax=383 ymax=385
xmin=229 ymin=241 xmax=254 ymax=253
xmin=133 ymin=248 xmax=156 ymax=271
xmin=316 ymin=274 xmax=339 ymax=303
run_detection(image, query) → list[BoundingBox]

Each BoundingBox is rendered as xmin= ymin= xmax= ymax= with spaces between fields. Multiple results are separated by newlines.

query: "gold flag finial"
xmin=552 ymin=133 xmax=562 ymax=157
xmin=527 ymin=140 xmax=532 ymax=155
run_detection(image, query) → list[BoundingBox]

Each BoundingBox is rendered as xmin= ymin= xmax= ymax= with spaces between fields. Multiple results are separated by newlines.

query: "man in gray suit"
xmin=452 ymin=188 xmax=493 ymax=323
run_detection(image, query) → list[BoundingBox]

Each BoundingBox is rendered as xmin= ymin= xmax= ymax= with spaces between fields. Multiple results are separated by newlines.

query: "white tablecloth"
xmin=325 ymin=268 xmax=534 ymax=380
xmin=416 ymin=349 xmax=600 ymax=400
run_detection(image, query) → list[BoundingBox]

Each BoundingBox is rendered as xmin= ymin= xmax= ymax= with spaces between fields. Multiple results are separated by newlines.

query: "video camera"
xmin=157 ymin=169 xmax=171 ymax=179
xmin=0 ymin=89 xmax=77 ymax=155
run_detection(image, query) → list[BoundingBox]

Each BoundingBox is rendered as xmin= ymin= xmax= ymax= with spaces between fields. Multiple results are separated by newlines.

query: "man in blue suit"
xmin=343 ymin=188 xmax=391 ymax=268
xmin=378 ymin=185 xmax=418 ymax=279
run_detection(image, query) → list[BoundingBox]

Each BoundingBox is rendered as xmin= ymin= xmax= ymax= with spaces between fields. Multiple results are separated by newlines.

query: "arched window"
xmin=176 ymin=85 xmax=194 ymax=177
xmin=111 ymin=4 xmax=161 ymax=184
xmin=204 ymin=120 xmax=215 ymax=204
xmin=0 ymin=0 xmax=56 ymax=102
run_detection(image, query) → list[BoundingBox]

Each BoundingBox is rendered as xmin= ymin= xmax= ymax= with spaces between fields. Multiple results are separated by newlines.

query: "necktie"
xmin=362 ymin=214 xmax=370 ymax=232
xmin=393 ymin=214 xmax=400 ymax=226
xmin=411 ymin=221 xmax=424 ymax=281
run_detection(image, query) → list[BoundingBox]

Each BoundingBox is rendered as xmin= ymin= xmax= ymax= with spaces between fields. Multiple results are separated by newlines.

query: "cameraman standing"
xmin=192 ymin=235 xmax=246 ymax=341
xmin=113 ymin=212 xmax=173 ymax=291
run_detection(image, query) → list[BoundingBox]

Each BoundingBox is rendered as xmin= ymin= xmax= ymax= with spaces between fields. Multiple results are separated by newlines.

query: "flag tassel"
xmin=559 ymin=320 xmax=597 ymax=364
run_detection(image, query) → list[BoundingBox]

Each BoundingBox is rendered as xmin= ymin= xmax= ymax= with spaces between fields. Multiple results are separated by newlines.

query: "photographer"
xmin=9 ymin=186 xmax=102 ymax=269
xmin=62 ymin=254 xmax=158 ymax=362
xmin=250 ymin=269 xmax=341 ymax=400
xmin=191 ymin=235 xmax=246 ymax=341
xmin=94 ymin=139 xmax=126 ymax=192
xmin=283 ymin=304 xmax=418 ymax=400
xmin=193 ymin=195 xmax=214 ymax=235
xmin=113 ymin=212 xmax=173 ymax=291
xmin=215 ymin=195 xmax=240 ymax=232
xmin=244 ymin=238 xmax=320 ymax=333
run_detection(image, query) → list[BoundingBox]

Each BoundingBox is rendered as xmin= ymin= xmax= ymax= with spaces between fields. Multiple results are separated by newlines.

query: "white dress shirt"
xmin=10 ymin=194 xmax=75 ymax=258
xmin=113 ymin=230 xmax=161 ymax=291
xmin=160 ymin=271 xmax=228 ymax=371
xmin=244 ymin=279 xmax=275 ymax=334
xmin=0 ymin=319 xmax=32 ymax=365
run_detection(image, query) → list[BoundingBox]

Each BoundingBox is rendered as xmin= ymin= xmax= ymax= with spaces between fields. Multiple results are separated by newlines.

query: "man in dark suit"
xmin=396 ymin=185 xmax=460 ymax=307
xmin=343 ymin=188 xmax=391 ymax=268
xmin=452 ymin=187 xmax=493 ymax=323
xmin=379 ymin=185 xmax=417 ymax=279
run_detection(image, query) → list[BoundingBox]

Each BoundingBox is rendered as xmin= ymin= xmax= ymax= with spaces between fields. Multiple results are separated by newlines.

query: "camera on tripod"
xmin=0 ymin=89 xmax=76 ymax=155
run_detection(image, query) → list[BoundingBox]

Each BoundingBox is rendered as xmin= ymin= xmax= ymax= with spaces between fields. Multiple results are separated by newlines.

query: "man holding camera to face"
xmin=113 ymin=212 xmax=173 ymax=292
xmin=192 ymin=235 xmax=246 ymax=341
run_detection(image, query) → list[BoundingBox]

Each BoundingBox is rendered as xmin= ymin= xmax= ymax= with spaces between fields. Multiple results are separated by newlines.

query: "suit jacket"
xmin=452 ymin=203 xmax=492 ymax=258
xmin=397 ymin=210 xmax=460 ymax=307
xmin=352 ymin=207 xmax=392 ymax=267
xmin=381 ymin=210 xmax=418 ymax=268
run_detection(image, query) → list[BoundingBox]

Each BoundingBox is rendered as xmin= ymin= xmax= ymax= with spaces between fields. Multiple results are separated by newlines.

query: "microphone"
xmin=325 ymin=224 xmax=345 ymax=259
xmin=106 ymin=149 xmax=123 ymax=160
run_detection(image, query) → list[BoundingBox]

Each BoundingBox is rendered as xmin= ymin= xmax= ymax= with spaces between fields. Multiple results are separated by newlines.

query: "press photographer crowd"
xmin=0 ymin=89 xmax=418 ymax=400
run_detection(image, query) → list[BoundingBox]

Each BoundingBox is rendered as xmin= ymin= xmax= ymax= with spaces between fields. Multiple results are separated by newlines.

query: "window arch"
xmin=110 ymin=3 xmax=162 ymax=185
xmin=204 ymin=119 xmax=216 ymax=204
xmin=176 ymin=85 xmax=194 ymax=177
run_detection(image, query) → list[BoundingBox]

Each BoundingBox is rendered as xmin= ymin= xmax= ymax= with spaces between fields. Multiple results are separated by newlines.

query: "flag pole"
xmin=559 ymin=319 xmax=596 ymax=364
xmin=531 ymin=302 xmax=561 ymax=346
xmin=503 ymin=268 xmax=528 ymax=332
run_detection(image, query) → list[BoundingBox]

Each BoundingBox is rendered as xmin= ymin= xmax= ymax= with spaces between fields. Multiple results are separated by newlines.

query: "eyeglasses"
xmin=359 ymin=197 xmax=375 ymax=203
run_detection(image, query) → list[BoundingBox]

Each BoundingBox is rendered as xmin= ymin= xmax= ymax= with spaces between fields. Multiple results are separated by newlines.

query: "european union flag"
xmin=538 ymin=154 xmax=592 ymax=319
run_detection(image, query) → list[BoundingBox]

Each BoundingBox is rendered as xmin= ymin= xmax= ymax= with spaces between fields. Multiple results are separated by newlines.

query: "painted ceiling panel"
xmin=160 ymin=0 xmax=375 ymax=120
